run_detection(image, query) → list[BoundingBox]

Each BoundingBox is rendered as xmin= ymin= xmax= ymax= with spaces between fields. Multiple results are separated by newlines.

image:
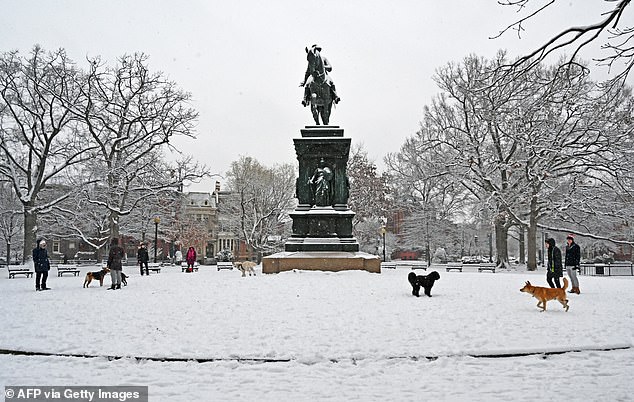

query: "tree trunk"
xmin=495 ymin=223 xmax=509 ymax=268
xmin=109 ymin=210 xmax=120 ymax=241
xmin=5 ymin=241 xmax=10 ymax=267
xmin=526 ymin=197 xmax=538 ymax=271
xmin=23 ymin=204 xmax=37 ymax=263
xmin=518 ymin=225 xmax=526 ymax=264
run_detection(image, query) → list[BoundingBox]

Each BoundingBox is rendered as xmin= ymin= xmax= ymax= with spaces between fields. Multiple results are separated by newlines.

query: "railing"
xmin=579 ymin=262 xmax=633 ymax=276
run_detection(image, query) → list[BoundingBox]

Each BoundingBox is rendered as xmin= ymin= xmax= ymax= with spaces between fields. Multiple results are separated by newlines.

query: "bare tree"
xmin=225 ymin=156 xmax=296 ymax=260
xmin=0 ymin=182 xmax=23 ymax=265
xmin=346 ymin=144 xmax=391 ymax=251
xmin=0 ymin=46 xmax=98 ymax=259
xmin=394 ymin=53 xmax=632 ymax=269
xmin=494 ymin=0 xmax=634 ymax=85
xmin=74 ymin=53 xmax=203 ymax=241
xmin=385 ymin=121 xmax=473 ymax=263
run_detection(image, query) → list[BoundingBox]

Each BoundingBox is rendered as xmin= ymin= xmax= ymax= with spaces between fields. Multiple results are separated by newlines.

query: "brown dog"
xmin=520 ymin=277 xmax=570 ymax=312
xmin=83 ymin=268 xmax=110 ymax=288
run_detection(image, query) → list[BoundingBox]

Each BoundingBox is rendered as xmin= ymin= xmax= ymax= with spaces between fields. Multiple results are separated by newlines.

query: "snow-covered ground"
xmin=1 ymin=264 xmax=633 ymax=401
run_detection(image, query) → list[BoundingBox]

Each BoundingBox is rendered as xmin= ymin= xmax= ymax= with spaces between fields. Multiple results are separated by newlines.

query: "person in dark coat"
xmin=565 ymin=234 xmax=582 ymax=294
xmin=545 ymin=238 xmax=563 ymax=288
xmin=32 ymin=238 xmax=51 ymax=291
xmin=107 ymin=238 xmax=125 ymax=290
xmin=137 ymin=243 xmax=149 ymax=276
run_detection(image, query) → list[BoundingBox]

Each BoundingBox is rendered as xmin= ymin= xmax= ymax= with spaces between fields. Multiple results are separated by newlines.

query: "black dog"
xmin=408 ymin=271 xmax=440 ymax=297
xmin=121 ymin=272 xmax=128 ymax=286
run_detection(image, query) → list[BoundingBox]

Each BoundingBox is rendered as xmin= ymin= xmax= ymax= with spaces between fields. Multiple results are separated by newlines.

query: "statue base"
xmin=285 ymin=236 xmax=360 ymax=252
xmin=262 ymin=251 xmax=381 ymax=274
xmin=287 ymin=206 xmax=358 ymax=252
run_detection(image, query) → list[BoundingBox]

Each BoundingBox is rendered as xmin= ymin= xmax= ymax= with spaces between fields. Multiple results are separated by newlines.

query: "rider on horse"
xmin=300 ymin=44 xmax=341 ymax=107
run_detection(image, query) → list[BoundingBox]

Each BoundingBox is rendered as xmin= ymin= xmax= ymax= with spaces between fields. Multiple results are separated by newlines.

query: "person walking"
xmin=32 ymin=238 xmax=51 ymax=291
xmin=545 ymin=238 xmax=563 ymax=288
xmin=565 ymin=234 xmax=581 ymax=294
xmin=185 ymin=246 xmax=196 ymax=273
xmin=137 ymin=243 xmax=150 ymax=276
xmin=107 ymin=238 xmax=125 ymax=290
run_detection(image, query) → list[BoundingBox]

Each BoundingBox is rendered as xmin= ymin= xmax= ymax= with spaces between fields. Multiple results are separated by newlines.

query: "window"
xmin=52 ymin=241 xmax=61 ymax=253
xmin=68 ymin=242 xmax=76 ymax=249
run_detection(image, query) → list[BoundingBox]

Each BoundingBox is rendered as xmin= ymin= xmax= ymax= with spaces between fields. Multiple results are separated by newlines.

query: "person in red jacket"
xmin=185 ymin=246 xmax=196 ymax=273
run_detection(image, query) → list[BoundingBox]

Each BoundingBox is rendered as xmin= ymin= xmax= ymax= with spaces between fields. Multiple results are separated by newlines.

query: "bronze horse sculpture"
xmin=301 ymin=46 xmax=339 ymax=125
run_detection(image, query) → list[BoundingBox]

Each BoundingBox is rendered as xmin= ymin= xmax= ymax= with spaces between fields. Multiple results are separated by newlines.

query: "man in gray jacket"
xmin=564 ymin=234 xmax=581 ymax=294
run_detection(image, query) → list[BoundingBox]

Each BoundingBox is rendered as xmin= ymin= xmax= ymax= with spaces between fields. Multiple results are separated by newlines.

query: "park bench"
xmin=217 ymin=261 xmax=233 ymax=271
xmin=381 ymin=261 xmax=427 ymax=270
xmin=8 ymin=267 xmax=34 ymax=279
xmin=181 ymin=262 xmax=200 ymax=272
xmin=147 ymin=262 xmax=162 ymax=273
xmin=399 ymin=261 xmax=427 ymax=270
xmin=446 ymin=262 xmax=463 ymax=272
xmin=56 ymin=264 xmax=81 ymax=277
xmin=477 ymin=262 xmax=496 ymax=273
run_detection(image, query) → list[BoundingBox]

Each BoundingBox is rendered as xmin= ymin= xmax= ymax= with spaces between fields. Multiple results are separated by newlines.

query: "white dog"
xmin=234 ymin=261 xmax=257 ymax=277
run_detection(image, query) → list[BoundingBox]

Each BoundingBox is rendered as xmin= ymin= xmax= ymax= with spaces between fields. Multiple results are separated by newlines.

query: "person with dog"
xmin=185 ymin=246 xmax=196 ymax=273
xmin=32 ymin=238 xmax=51 ymax=291
xmin=107 ymin=237 xmax=125 ymax=290
xmin=565 ymin=234 xmax=581 ymax=294
xmin=137 ymin=243 xmax=150 ymax=276
xmin=545 ymin=238 xmax=563 ymax=288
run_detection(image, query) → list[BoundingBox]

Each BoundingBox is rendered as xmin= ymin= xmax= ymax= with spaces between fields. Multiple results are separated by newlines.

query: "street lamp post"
xmin=381 ymin=227 xmax=386 ymax=262
xmin=153 ymin=216 xmax=161 ymax=263
xmin=426 ymin=220 xmax=430 ymax=267
xmin=379 ymin=216 xmax=387 ymax=262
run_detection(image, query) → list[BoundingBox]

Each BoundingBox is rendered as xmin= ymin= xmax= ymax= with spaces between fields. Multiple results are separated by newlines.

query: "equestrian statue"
xmin=300 ymin=44 xmax=341 ymax=125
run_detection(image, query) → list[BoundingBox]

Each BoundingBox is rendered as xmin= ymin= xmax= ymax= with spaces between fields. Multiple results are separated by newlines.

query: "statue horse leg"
xmin=321 ymin=102 xmax=332 ymax=125
xmin=310 ymin=100 xmax=321 ymax=125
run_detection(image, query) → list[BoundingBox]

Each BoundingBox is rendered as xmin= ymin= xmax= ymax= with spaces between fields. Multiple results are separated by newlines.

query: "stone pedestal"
xmin=287 ymin=125 xmax=359 ymax=252
xmin=262 ymin=251 xmax=381 ymax=274
xmin=262 ymin=125 xmax=380 ymax=274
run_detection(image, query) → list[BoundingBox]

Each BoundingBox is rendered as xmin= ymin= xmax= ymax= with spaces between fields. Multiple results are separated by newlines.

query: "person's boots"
xmin=575 ymin=287 xmax=581 ymax=294
xmin=568 ymin=287 xmax=576 ymax=294
xmin=116 ymin=283 xmax=121 ymax=290
xmin=145 ymin=269 xmax=149 ymax=276
xmin=140 ymin=269 xmax=144 ymax=276
xmin=108 ymin=284 xmax=116 ymax=290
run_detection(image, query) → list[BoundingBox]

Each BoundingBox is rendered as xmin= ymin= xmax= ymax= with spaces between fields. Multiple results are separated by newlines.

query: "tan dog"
xmin=520 ymin=278 xmax=570 ymax=312
xmin=234 ymin=261 xmax=257 ymax=277
xmin=83 ymin=268 xmax=110 ymax=288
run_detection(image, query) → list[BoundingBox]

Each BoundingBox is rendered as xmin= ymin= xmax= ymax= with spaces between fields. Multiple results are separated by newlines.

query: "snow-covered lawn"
xmin=1 ymin=264 xmax=632 ymax=401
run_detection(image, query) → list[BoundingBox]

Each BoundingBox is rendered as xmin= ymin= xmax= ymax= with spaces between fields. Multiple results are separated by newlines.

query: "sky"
xmin=1 ymin=264 xmax=633 ymax=400
xmin=1 ymin=0 xmax=630 ymax=192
